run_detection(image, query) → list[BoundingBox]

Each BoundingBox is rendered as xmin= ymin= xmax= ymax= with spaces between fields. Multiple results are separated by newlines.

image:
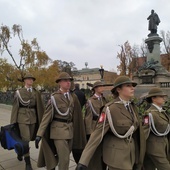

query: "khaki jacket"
xmin=143 ymin=105 xmax=170 ymax=160
xmin=79 ymin=98 xmax=145 ymax=169
xmin=37 ymin=90 xmax=87 ymax=170
xmin=37 ymin=90 xmax=74 ymax=139
xmin=10 ymin=88 xmax=44 ymax=140
xmin=84 ymin=95 xmax=107 ymax=135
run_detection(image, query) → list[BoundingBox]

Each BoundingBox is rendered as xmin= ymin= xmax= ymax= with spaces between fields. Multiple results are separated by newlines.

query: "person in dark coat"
xmin=73 ymin=83 xmax=86 ymax=109
xmin=10 ymin=73 xmax=44 ymax=170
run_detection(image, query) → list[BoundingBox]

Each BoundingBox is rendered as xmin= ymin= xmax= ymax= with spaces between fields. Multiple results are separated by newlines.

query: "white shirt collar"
xmin=119 ymin=97 xmax=131 ymax=106
xmin=94 ymin=93 xmax=102 ymax=100
xmin=152 ymin=103 xmax=163 ymax=112
xmin=25 ymin=86 xmax=32 ymax=91
xmin=94 ymin=93 xmax=101 ymax=98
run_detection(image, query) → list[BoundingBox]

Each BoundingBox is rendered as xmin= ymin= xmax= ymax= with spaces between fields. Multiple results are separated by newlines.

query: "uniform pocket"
xmin=57 ymin=104 xmax=68 ymax=113
xmin=116 ymin=120 xmax=131 ymax=127
xmin=115 ymin=120 xmax=132 ymax=135
xmin=51 ymin=121 xmax=64 ymax=128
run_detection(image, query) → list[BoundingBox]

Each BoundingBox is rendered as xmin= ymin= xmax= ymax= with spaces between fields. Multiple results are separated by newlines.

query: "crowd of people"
xmin=7 ymin=72 xmax=170 ymax=170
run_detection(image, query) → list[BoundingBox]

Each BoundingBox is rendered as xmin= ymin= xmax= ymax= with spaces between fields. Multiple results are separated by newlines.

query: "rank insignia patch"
xmin=98 ymin=112 xmax=106 ymax=123
xmin=144 ymin=115 xmax=149 ymax=125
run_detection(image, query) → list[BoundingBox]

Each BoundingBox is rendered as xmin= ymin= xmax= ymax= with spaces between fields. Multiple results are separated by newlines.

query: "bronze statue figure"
xmin=147 ymin=10 xmax=160 ymax=34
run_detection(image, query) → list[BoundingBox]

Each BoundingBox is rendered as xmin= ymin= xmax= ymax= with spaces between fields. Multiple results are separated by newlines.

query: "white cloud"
xmin=0 ymin=0 xmax=170 ymax=72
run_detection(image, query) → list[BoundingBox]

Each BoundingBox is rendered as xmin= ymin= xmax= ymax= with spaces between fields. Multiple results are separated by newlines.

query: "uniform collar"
xmin=94 ymin=93 xmax=102 ymax=100
xmin=119 ymin=97 xmax=131 ymax=106
xmin=152 ymin=103 xmax=164 ymax=112
xmin=25 ymin=86 xmax=32 ymax=92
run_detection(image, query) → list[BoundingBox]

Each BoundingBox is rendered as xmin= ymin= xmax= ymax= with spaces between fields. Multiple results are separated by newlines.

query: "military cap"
xmin=111 ymin=76 xmax=137 ymax=94
xmin=56 ymin=72 xmax=73 ymax=83
xmin=92 ymin=81 xmax=104 ymax=90
xmin=22 ymin=73 xmax=36 ymax=82
xmin=146 ymin=87 xmax=167 ymax=99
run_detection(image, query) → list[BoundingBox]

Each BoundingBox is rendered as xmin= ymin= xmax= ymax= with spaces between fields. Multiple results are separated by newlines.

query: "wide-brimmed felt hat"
xmin=92 ymin=81 xmax=104 ymax=90
xmin=56 ymin=72 xmax=73 ymax=83
xmin=111 ymin=76 xmax=137 ymax=93
xmin=22 ymin=73 xmax=36 ymax=82
xmin=146 ymin=87 xmax=167 ymax=99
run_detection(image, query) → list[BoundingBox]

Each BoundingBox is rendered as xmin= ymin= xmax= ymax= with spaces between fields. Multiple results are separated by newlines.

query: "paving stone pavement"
xmin=0 ymin=104 xmax=76 ymax=170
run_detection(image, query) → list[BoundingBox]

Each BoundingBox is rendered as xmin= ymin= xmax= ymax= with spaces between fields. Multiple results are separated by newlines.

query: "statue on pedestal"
xmin=147 ymin=9 xmax=160 ymax=35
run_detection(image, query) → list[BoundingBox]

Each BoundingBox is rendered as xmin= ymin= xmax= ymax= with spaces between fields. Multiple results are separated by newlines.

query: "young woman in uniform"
xmin=76 ymin=76 xmax=145 ymax=170
xmin=143 ymin=87 xmax=170 ymax=170
xmin=85 ymin=81 xmax=107 ymax=140
xmin=84 ymin=81 xmax=108 ymax=170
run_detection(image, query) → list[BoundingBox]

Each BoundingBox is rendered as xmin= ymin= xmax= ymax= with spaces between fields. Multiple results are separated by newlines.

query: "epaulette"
xmin=16 ymin=88 xmax=21 ymax=91
xmin=114 ymin=101 xmax=124 ymax=104
xmin=105 ymin=101 xmax=115 ymax=107
xmin=69 ymin=90 xmax=74 ymax=94
xmin=51 ymin=92 xmax=58 ymax=96
xmin=143 ymin=110 xmax=150 ymax=116
xmin=32 ymin=87 xmax=37 ymax=91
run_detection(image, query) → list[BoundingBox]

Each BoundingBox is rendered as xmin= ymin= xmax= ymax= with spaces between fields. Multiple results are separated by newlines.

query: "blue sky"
xmin=1 ymin=0 xmax=170 ymax=72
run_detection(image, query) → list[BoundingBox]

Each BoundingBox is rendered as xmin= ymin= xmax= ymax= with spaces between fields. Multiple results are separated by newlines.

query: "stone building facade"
xmin=73 ymin=67 xmax=117 ymax=89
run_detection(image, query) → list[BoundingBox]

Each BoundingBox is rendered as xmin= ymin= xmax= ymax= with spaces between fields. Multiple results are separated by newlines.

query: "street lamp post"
xmin=99 ymin=65 xmax=104 ymax=82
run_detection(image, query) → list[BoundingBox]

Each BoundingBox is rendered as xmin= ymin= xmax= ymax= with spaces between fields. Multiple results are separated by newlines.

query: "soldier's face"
xmin=24 ymin=78 xmax=34 ymax=87
xmin=152 ymin=96 xmax=166 ymax=107
xmin=95 ymin=86 xmax=104 ymax=94
xmin=59 ymin=79 xmax=71 ymax=91
xmin=117 ymin=83 xmax=135 ymax=100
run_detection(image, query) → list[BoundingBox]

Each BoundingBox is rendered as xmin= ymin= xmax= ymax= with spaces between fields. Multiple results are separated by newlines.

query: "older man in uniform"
xmin=10 ymin=73 xmax=44 ymax=170
xmin=35 ymin=72 xmax=86 ymax=170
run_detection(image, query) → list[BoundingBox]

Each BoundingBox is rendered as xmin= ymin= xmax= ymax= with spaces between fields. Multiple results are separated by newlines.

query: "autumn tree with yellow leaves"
xmin=0 ymin=24 xmax=60 ymax=90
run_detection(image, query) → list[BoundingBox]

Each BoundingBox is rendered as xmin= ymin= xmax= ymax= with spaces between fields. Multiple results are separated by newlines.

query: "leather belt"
xmin=53 ymin=118 xmax=72 ymax=123
xmin=20 ymin=106 xmax=35 ymax=109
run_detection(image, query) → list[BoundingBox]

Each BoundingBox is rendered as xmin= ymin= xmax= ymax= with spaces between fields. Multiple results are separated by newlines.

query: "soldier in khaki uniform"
xmin=85 ymin=81 xmax=107 ymax=139
xmin=10 ymin=73 xmax=44 ymax=170
xmin=35 ymin=72 xmax=86 ymax=170
xmin=143 ymin=87 xmax=170 ymax=170
xmin=84 ymin=81 xmax=108 ymax=170
xmin=76 ymin=76 xmax=146 ymax=170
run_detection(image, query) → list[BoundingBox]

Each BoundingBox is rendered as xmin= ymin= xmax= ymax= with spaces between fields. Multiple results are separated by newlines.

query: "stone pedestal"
xmin=145 ymin=35 xmax=162 ymax=64
xmin=133 ymin=34 xmax=170 ymax=98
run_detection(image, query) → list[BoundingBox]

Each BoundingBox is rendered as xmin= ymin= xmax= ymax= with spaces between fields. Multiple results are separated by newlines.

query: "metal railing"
xmin=160 ymin=82 xmax=170 ymax=88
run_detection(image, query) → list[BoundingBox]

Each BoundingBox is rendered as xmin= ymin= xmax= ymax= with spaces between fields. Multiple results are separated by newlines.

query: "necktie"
xmin=65 ymin=93 xmax=69 ymax=102
xmin=126 ymin=104 xmax=133 ymax=117
xmin=28 ymin=88 xmax=32 ymax=92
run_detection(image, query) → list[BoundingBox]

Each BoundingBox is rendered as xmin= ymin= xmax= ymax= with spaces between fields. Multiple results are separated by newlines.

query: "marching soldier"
xmin=10 ymin=73 xmax=44 ymax=170
xmin=76 ymin=76 xmax=146 ymax=170
xmin=143 ymin=87 xmax=170 ymax=170
xmin=35 ymin=72 xmax=86 ymax=170
xmin=84 ymin=81 xmax=108 ymax=170
xmin=85 ymin=81 xmax=107 ymax=139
